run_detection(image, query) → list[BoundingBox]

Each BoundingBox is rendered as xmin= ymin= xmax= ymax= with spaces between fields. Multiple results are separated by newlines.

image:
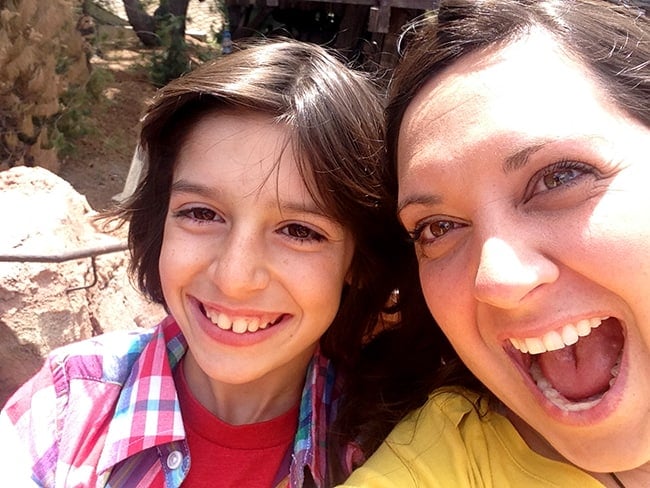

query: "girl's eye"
xmin=527 ymin=160 xmax=595 ymax=199
xmin=176 ymin=207 xmax=221 ymax=222
xmin=409 ymin=218 xmax=464 ymax=245
xmin=281 ymin=223 xmax=325 ymax=242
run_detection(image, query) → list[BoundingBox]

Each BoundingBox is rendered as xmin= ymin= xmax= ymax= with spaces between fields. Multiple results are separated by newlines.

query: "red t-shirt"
xmin=168 ymin=360 xmax=299 ymax=487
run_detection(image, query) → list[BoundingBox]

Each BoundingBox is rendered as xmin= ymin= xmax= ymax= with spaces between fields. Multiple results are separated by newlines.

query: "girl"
xmin=0 ymin=39 xmax=403 ymax=487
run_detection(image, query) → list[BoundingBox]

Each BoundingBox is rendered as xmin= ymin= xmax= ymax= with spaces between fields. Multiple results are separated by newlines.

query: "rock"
xmin=0 ymin=167 xmax=166 ymax=407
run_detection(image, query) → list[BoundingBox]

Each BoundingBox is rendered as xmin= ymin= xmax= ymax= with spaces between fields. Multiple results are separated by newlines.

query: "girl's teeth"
xmin=509 ymin=317 xmax=607 ymax=354
xmin=204 ymin=308 xmax=275 ymax=334
xmin=232 ymin=318 xmax=248 ymax=334
xmin=217 ymin=312 xmax=230 ymax=330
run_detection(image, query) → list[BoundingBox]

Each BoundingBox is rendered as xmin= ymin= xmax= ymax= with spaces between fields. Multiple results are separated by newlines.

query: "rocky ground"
xmin=0 ymin=28 xmax=177 ymax=406
xmin=58 ymin=31 xmax=157 ymax=210
xmin=60 ymin=0 xmax=223 ymax=210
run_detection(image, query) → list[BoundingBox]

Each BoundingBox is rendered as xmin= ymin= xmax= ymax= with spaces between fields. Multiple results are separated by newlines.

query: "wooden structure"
xmin=225 ymin=0 xmax=439 ymax=69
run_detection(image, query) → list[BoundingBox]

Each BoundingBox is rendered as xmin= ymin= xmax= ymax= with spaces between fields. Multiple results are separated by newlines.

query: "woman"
xmin=343 ymin=1 xmax=650 ymax=486
xmin=0 ymin=39 xmax=404 ymax=487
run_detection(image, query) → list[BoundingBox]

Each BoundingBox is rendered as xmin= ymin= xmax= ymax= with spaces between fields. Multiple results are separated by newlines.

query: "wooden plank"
xmin=305 ymin=0 xmax=434 ymax=8
xmin=335 ymin=4 xmax=370 ymax=51
xmin=368 ymin=2 xmax=391 ymax=33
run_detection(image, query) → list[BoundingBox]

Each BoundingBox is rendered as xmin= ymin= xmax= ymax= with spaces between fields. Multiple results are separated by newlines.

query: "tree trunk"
xmin=121 ymin=0 xmax=191 ymax=46
xmin=122 ymin=0 xmax=159 ymax=46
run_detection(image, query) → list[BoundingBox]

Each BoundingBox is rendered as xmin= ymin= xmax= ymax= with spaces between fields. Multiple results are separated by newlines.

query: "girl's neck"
xmin=180 ymin=351 xmax=309 ymax=425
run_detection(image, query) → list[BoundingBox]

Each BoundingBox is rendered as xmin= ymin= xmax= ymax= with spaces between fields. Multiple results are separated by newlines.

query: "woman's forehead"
xmin=399 ymin=29 xmax=613 ymax=158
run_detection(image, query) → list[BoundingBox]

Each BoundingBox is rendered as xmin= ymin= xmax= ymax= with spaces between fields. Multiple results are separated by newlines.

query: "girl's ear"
xmin=345 ymin=271 xmax=353 ymax=286
xmin=346 ymin=268 xmax=366 ymax=289
xmin=345 ymin=265 xmax=355 ymax=286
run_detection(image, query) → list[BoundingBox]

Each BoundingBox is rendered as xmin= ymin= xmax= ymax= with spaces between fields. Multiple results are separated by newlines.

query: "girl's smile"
xmin=159 ymin=111 xmax=354 ymax=423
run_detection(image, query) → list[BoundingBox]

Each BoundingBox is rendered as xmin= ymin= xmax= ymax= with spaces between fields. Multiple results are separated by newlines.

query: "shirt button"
xmin=166 ymin=450 xmax=183 ymax=470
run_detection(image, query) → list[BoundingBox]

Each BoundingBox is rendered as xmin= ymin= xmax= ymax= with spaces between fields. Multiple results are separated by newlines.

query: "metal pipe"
xmin=0 ymin=241 xmax=128 ymax=263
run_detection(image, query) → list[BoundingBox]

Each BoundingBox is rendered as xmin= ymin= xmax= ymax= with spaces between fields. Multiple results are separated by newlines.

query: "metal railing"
xmin=0 ymin=241 xmax=128 ymax=292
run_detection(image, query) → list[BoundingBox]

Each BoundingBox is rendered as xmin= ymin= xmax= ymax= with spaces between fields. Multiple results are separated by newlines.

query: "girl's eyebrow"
xmin=280 ymin=201 xmax=329 ymax=218
xmin=171 ymin=178 xmax=330 ymax=219
xmin=170 ymin=179 xmax=215 ymax=198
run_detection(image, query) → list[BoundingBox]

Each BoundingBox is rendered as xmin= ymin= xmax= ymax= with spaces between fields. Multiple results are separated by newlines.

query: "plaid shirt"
xmin=0 ymin=316 xmax=349 ymax=487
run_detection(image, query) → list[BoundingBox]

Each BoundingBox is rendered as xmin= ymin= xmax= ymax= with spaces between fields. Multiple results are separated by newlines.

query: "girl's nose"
xmin=473 ymin=236 xmax=559 ymax=309
xmin=209 ymin=231 xmax=270 ymax=297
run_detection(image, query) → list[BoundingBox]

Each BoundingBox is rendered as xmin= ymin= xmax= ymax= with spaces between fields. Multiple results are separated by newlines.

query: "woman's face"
xmin=159 ymin=111 xmax=354 ymax=422
xmin=397 ymin=29 xmax=650 ymax=471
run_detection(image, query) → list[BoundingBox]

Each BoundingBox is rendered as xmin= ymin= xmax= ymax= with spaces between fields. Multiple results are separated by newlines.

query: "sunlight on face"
xmin=397 ymin=29 xmax=650 ymax=472
xmin=159 ymin=111 xmax=354 ymax=423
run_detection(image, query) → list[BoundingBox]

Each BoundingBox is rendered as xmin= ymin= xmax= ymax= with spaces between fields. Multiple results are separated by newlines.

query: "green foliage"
xmin=51 ymin=68 xmax=114 ymax=157
xmin=147 ymin=13 xmax=190 ymax=86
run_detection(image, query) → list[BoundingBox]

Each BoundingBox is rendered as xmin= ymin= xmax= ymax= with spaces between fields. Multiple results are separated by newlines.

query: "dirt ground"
xmin=59 ymin=39 xmax=159 ymax=211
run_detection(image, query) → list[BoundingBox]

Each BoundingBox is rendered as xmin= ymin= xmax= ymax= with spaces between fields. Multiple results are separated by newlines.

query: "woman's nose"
xmin=473 ymin=236 xmax=559 ymax=309
xmin=209 ymin=231 xmax=270 ymax=297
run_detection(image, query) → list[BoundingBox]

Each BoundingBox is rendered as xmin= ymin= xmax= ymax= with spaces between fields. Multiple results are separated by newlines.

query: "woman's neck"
xmin=504 ymin=407 xmax=650 ymax=487
xmin=602 ymin=465 xmax=650 ymax=488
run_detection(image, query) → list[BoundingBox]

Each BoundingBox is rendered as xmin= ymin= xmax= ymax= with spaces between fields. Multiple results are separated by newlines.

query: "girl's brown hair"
xmin=116 ymin=38 xmax=413 ymax=478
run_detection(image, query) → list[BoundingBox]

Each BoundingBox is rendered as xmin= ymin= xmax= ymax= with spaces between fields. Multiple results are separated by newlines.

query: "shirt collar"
xmin=97 ymin=317 xmax=341 ymax=487
xmin=98 ymin=316 xmax=186 ymax=473
xmin=289 ymin=347 xmax=342 ymax=487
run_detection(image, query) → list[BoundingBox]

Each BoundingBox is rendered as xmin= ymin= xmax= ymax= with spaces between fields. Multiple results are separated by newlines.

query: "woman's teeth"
xmin=529 ymin=361 xmax=603 ymax=411
xmin=529 ymin=359 xmax=621 ymax=411
xmin=509 ymin=317 xmax=607 ymax=354
xmin=204 ymin=309 xmax=278 ymax=334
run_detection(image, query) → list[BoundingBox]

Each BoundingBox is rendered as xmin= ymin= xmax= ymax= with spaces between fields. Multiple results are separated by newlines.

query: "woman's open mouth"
xmin=508 ymin=317 xmax=625 ymax=411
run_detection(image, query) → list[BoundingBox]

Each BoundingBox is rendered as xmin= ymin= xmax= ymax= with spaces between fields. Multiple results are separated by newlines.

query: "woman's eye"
xmin=542 ymin=167 xmax=582 ymax=189
xmin=528 ymin=161 xmax=594 ymax=198
xmin=409 ymin=219 xmax=463 ymax=244
xmin=282 ymin=223 xmax=325 ymax=242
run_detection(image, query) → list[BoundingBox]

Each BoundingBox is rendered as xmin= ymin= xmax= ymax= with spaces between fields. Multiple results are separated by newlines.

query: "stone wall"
xmin=0 ymin=167 xmax=166 ymax=407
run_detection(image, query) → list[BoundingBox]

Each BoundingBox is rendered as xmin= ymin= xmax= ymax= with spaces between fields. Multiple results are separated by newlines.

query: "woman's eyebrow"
xmin=502 ymin=142 xmax=550 ymax=173
xmin=397 ymin=193 xmax=443 ymax=215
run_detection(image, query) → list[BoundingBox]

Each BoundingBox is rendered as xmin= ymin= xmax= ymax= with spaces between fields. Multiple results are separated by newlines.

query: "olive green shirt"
xmin=341 ymin=388 xmax=604 ymax=487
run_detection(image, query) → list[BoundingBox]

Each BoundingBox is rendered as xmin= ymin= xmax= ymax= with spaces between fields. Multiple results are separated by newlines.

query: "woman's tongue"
xmin=537 ymin=319 xmax=624 ymax=401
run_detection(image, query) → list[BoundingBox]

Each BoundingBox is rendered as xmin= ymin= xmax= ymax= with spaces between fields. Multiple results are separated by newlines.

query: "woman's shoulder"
xmin=342 ymin=386 xmax=603 ymax=487
xmin=392 ymin=386 xmax=488 ymax=437
xmin=339 ymin=387 xmax=483 ymax=487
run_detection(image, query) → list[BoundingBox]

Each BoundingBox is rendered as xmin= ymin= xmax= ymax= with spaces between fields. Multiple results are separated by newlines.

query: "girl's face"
xmin=159 ymin=111 xmax=353 ymax=421
xmin=397 ymin=30 xmax=650 ymax=472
